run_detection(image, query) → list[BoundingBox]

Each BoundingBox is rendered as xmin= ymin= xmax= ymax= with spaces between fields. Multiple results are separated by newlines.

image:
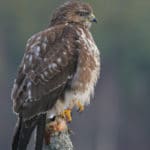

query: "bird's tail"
xmin=12 ymin=114 xmax=46 ymax=150
xmin=12 ymin=116 xmax=22 ymax=150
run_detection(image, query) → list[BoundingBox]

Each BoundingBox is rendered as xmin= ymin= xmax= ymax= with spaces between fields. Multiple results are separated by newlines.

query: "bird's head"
xmin=50 ymin=0 xmax=97 ymax=28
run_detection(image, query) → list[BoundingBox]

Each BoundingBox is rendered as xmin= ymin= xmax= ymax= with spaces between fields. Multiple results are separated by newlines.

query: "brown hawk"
xmin=11 ymin=1 xmax=100 ymax=150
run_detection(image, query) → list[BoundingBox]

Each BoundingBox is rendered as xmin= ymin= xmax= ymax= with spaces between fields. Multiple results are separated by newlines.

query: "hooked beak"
xmin=89 ymin=13 xmax=97 ymax=23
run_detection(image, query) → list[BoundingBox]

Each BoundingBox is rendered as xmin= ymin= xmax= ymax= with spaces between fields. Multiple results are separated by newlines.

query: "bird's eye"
xmin=76 ymin=11 xmax=90 ymax=17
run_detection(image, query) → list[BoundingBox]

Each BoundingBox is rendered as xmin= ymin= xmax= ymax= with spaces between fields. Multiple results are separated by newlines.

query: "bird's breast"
xmin=64 ymin=27 xmax=100 ymax=107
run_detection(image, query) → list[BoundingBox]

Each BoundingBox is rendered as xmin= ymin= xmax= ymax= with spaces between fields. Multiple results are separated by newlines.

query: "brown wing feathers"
xmin=12 ymin=24 xmax=79 ymax=119
xmin=11 ymin=24 xmax=79 ymax=150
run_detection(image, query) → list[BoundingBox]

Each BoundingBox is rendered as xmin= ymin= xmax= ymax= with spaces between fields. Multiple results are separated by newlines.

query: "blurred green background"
xmin=0 ymin=0 xmax=150 ymax=149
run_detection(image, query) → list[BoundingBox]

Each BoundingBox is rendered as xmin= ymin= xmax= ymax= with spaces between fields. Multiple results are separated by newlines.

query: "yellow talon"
xmin=61 ymin=109 xmax=72 ymax=122
xmin=77 ymin=101 xmax=84 ymax=112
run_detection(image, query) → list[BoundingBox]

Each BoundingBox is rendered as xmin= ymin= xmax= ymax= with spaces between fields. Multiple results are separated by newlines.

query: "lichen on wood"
xmin=43 ymin=116 xmax=73 ymax=150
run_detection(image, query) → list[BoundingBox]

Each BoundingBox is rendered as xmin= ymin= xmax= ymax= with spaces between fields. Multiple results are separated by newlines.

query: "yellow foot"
xmin=61 ymin=109 xmax=72 ymax=122
xmin=77 ymin=101 xmax=84 ymax=112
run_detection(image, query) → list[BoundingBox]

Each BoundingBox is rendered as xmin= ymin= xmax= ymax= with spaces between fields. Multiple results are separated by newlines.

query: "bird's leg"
xmin=61 ymin=109 xmax=72 ymax=122
xmin=76 ymin=101 xmax=84 ymax=112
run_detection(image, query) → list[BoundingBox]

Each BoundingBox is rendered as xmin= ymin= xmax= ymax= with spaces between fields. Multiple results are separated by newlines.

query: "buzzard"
xmin=11 ymin=0 xmax=100 ymax=150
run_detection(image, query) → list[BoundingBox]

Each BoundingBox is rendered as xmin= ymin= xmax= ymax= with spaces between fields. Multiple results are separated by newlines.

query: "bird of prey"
xmin=11 ymin=0 xmax=100 ymax=150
